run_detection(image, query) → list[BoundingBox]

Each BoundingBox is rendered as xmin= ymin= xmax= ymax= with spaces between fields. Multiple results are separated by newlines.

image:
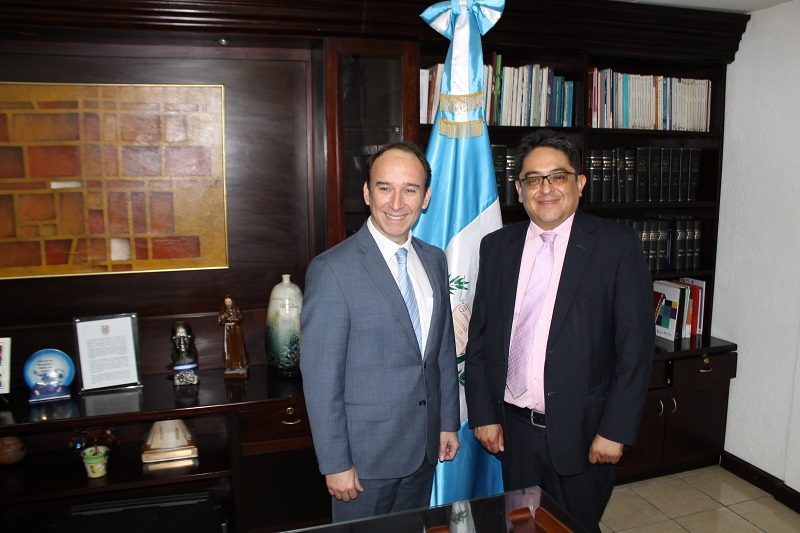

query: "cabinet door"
xmin=324 ymin=37 xmax=419 ymax=247
xmin=663 ymin=386 xmax=731 ymax=467
xmin=616 ymin=390 xmax=667 ymax=478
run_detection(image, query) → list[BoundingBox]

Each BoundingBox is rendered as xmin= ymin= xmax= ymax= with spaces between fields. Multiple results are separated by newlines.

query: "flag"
xmin=415 ymin=0 xmax=505 ymax=506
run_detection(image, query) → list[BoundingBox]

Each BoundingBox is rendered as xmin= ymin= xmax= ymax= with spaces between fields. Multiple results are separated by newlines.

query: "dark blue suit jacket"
xmin=465 ymin=211 xmax=654 ymax=476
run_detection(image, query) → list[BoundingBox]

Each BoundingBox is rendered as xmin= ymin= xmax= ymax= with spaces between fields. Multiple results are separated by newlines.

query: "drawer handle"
xmin=671 ymin=397 xmax=677 ymax=414
xmin=658 ymin=400 xmax=664 ymax=417
xmin=282 ymin=406 xmax=302 ymax=425
xmin=700 ymin=368 xmax=713 ymax=373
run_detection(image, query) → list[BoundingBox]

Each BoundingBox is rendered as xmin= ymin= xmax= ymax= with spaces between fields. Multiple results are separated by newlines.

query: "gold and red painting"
xmin=0 ymin=83 xmax=227 ymax=279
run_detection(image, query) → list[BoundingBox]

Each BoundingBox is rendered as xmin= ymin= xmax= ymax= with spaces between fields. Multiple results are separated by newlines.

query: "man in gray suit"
xmin=300 ymin=142 xmax=460 ymax=522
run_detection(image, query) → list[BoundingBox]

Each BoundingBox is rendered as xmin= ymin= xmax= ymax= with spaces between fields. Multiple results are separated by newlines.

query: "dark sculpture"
xmin=171 ymin=321 xmax=199 ymax=386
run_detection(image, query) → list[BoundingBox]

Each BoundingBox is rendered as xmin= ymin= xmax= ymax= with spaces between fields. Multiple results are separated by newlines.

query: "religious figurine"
xmin=218 ymin=295 xmax=248 ymax=378
xmin=170 ymin=321 xmax=199 ymax=386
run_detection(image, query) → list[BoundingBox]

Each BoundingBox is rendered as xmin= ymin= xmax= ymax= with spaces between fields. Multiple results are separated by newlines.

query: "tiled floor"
xmin=600 ymin=466 xmax=800 ymax=532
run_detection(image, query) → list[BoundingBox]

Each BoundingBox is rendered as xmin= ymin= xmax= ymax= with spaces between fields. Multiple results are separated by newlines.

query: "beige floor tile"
xmin=675 ymin=507 xmax=764 ymax=532
xmin=621 ymin=520 xmax=691 ymax=532
xmin=633 ymin=479 xmax=722 ymax=518
xmin=601 ymin=487 xmax=669 ymax=531
xmin=683 ymin=469 xmax=769 ymax=506
xmin=619 ymin=473 xmax=681 ymax=490
xmin=729 ymin=496 xmax=800 ymax=533
xmin=599 ymin=521 xmax=613 ymax=533
xmin=675 ymin=465 xmax=722 ymax=478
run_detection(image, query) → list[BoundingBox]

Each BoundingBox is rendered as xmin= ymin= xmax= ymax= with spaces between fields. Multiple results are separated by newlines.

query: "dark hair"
xmin=366 ymin=141 xmax=432 ymax=190
xmin=515 ymin=129 xmax=582 ymax=177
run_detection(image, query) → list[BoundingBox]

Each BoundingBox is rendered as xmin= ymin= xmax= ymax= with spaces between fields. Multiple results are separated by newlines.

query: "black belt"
xmin=504 ymin=402 xmax=546 ymax=428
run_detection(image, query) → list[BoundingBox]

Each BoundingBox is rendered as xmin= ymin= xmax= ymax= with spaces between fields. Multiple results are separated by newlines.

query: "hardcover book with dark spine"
xmin=660 ymin=147 xmax=671 ymax=202
xmin=679 ymin=147 xmax=692 ymax=201
xmin=688 ymin=148 xmax=701 ymax=201
xmin=670 ymin=147 xmax=682 ymax=202
xmin=602 ymin=149 xmax=614 ymax=203
xmin=635 ymin=147 xmax=649 ymax=202
xmin=586 ymin=149 xmax=603 ymax=203
xmin=503 ymin=148 xmax=517 ymax=205
xmin=648 ymin=147 xmax=662 ymax=202
xmin=656 ymin=220 xmax=669 ymax=272
xmin=491 ymin=144 xmax=507 ymax=202
xmin=614 ymin=147 xmax=626 ymax=203
xmin=625 ymin=148 xmax=636 ymax=203
xmin=647 ymin=220 xmax=658 ymax=272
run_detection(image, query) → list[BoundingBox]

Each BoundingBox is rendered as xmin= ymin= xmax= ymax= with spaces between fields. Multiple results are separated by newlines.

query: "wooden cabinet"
xmin=324 ymin=37 xmax=420 ymax=247
xmin=616 ymin=339 xmax=738 ymax=481
xmin=0 ymin=367 xmax=330 ymax=533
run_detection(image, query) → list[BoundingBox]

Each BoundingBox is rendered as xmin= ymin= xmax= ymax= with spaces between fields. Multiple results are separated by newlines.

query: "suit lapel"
xmin=502 ymin=222 xmax=529 ymax=360
xmin=549 ymin=212 xmax=596 ymax=344
xmin=356 ymin=226 xmax=422 ymax=359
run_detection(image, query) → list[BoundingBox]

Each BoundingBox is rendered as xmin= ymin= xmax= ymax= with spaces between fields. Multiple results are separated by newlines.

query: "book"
xmin=678 ymin=277 xmax=706 ymax=334
xmin=648 ymin=147 xmax=662 ymax=202
xmin=669 ymin=147 xmax=681 ymax=202
xmin=653 ymin=291 xmax=666 ymax=323
xmin=673 ymin=279 xmax=702 ymax=336
xmin=655 ymin=219 xmax=669 ymax=272
xmin=635 ymin=147 xmax=649 ymax=202
xmin=419 ymin=68 xmax=430 ymax=124
xmin=679 ymin=147 xmax=691 ymax=201
xmin=660 ymin=147 xmax=671 ymax=202
xmin=654 ymin=280 xmax=690 ymax=339
xmin=602 ymin=149 xmax=614 ymax=203
xmin=503 ymin=148 xmax=517 ymax=205
xmin=653 ymin=280 xmax=682 ymax=340
xmin=614 ymin=147 xmax=626 ymax=203
xmin=687 ymin=147 xmax=701 ymax=201
xmin=586 ymin=149 xmax=603 ymax=203
xmin=143 ymin=457 xmax=199 ymax=473
xmin=624 ymin=148 xmax=636 ymax=203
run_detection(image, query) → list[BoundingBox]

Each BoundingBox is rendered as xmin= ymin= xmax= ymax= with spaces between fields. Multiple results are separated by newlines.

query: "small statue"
xmin=171 ymin=321 xmax=199 ymax=386
xmin=219 ymin=295 xmax=248 ymax=378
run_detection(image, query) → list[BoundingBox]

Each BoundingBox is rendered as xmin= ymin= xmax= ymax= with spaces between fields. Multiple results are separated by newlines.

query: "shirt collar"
xmin=366 ymin=217 xmax=413 ymax=261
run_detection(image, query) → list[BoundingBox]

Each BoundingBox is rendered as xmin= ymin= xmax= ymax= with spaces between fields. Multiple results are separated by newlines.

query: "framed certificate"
xmin=74 ymin=313 xmax=142 ymax=393
xmin=0 ymin=337 xmax=10 ymax=395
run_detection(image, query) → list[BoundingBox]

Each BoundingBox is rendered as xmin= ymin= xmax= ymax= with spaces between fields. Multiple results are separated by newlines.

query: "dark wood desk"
xmin=283 ymin=486 xmax=585 ymax=533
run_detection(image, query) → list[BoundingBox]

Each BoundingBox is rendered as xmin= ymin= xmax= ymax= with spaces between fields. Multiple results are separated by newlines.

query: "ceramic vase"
xmin=266 ymin=274 xmax=303 ymax=376
xmin=80 ymin=445 xmax=109 ymax=478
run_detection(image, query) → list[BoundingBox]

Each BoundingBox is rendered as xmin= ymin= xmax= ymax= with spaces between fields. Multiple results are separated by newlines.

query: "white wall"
xmin=715 ymin=0 xmax=800 ymax=491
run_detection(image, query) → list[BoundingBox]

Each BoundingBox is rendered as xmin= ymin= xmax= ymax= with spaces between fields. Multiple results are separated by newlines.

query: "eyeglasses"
xmin=516 ymin=171 xmax=579 ymax=188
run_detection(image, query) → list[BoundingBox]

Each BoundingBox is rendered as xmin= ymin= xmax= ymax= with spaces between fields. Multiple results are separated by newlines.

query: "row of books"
xmin=619 ymin=217 xmax=702 ymax=273
xmin=584 ymin=146 xmax=702 ymax=204
xmin=589 ymin=67 xmax=712 ymax=132
xmin=654 ymin=277 xmax=706 ymax=341
xmin=420 ymin=58 xmax=575 ymax=128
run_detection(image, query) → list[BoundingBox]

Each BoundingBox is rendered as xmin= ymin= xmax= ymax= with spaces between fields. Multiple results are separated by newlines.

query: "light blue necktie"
xmin=396 ymin=247 xmax=423 ymax=353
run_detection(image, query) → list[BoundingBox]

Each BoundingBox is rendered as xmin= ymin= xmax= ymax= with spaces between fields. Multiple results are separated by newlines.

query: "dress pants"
xmin=331 ymin=457 xmax=436 ymax=523
xmin=502 ymin=404 xmax=616 ymax=533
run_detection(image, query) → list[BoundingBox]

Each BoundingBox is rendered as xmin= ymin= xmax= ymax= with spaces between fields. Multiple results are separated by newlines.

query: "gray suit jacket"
xmin=300 ymin=224 xmax=460 ymax=479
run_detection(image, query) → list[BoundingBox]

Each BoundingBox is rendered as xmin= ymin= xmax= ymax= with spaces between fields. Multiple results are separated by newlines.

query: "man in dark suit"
xmin=300 ymin=142 xmax=460 ymax=523
xmin=465 ymin=129 xmax=654 ymax=532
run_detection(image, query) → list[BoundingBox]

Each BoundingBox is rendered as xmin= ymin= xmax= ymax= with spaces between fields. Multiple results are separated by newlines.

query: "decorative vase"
xmin=80 ymin=445 xmax=109 ymax=478
xmin=266 ymin=274 xmax=303 ymax=376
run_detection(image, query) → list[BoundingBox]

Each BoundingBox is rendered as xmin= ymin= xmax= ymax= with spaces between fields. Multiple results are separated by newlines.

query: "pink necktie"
xmin=507 ymin=232 xmax=556 ymax=399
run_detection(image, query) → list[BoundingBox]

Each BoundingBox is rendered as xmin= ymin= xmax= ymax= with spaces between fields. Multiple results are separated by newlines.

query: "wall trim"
xmin=722 ymin=452 xmax=800 ymax=514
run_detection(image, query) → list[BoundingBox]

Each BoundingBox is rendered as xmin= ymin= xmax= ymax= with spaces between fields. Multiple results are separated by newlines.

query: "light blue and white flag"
xmin=415 ymin=0 xmax=505 ymax=506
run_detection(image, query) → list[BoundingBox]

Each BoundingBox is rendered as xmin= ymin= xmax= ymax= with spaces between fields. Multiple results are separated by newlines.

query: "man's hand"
xmin=474 ymin=424 xmax=504 ymax=453
xmin=325 ymin=467 xmax=364 ymax=502
xmin=439 ymin=431 xmax=460 ymax=461
xmin=588 ymin=434 xmax=624 ymax=464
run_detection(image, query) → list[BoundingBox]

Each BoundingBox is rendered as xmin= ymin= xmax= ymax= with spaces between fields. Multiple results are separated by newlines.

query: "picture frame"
xmin=0 ymin=337 xmax=10 ymax=395
xmin=74 ymin=313 xmax=142 ymax=394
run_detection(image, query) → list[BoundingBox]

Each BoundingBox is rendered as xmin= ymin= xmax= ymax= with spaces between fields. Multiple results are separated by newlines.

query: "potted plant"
xmin=69 ymin=425 xmax=120 ymax=478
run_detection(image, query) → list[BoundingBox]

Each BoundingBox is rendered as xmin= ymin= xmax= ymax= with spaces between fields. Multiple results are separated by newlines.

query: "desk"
xmin=284 ymin=486 xmax=586 ymax=533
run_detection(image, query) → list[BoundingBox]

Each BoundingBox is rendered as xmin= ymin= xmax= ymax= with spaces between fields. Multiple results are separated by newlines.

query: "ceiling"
xmin=613 ymin=0 xmax=792 ymax=13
